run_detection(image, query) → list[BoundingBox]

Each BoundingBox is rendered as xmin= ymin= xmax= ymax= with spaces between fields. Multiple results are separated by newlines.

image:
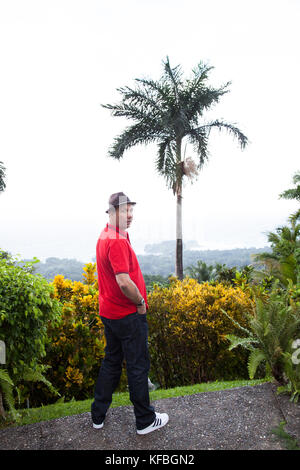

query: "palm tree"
xmin=253 ymin=212 xmax=300 ymax=286
xmin=184 ymin=260 xmax=215 ymax=283
xmin=103 ymin=57 xmax=248 ymax=279
xmin=279 ymin=171 xmax=300 ymax=221
xmin=0 ymin=161 xmax=6 ymax=193
xmin=279 ymin=171 xmax=300 ymax=203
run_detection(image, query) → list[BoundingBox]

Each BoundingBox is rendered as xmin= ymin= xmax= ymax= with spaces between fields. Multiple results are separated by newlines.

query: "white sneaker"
xmin=92 ymin=422 xmax=104 ymax=429
xmin=137 ymin=412 xmax=169 ymax=435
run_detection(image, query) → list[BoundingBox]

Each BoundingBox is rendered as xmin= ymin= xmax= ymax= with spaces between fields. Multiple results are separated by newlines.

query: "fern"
xmin=0 ymin=365 xmax=59 ymax=422
xmin=225 ymin=334 xmax=257 ymax=351
xmin=247 ymin=349 xmax=266 ymax=379
xmin=0 ymin=368 xmax=14 ymax=387
xmin=223 ymin=285 xmax=300 ymax=388
xmin=0 ymin=368 xmax=19 ymax=421
xmin=22 ymin=365 xmax=60 ymax=398
xmin=279 ymin=349 xmax=300 ymax=403
xmin=220 ymin=309 xmax=252 ymax=336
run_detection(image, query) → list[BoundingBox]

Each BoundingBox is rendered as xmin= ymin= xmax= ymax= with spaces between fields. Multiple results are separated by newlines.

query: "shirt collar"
xmin=106 ymin=223 xmax=130 ymax=241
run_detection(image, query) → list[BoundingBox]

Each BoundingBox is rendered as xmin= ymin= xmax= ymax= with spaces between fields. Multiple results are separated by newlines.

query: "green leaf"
xmin=247 ymin=349 xmax=266 ymax=379
xmin=225 ymin=334 xmax=256 ymax=351
xmin=0 ymin=368 xmax=14 ymax=386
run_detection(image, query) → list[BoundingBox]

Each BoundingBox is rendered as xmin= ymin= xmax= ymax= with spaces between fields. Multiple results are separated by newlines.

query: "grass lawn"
xmin=1 ymin=378 xmax=269 ymax=429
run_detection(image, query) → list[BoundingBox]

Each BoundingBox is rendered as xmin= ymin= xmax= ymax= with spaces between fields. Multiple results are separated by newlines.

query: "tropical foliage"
xmin=223 ymin=175 xmax=300 ymax=401
xmin=147 ymin=277 xmax=253 ymax=388
xmin=224 ymin=286 xmax=300 ymax=374
xmin=0 ymin=253 xmax=61 ymax=419
xmin=279 ymin=171 xmax=300 ymax=203
xmin=38 ymin=265 xmax=107 ymax=404
xmin=1 ymin=172 xmax=300 ymax=419
xmin=252 ymin=212 xmax=300 ymax=287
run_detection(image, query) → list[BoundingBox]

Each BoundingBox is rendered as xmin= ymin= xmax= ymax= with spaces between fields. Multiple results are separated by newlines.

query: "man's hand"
xmin=137 ymin=303 xmax=147 ymax=315
xmin=116 ymin=273 xmax=146 ymax=314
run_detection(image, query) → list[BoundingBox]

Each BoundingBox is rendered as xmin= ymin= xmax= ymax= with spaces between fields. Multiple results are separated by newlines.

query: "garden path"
xmin=0 ymin=383 xmax=299 ymax=451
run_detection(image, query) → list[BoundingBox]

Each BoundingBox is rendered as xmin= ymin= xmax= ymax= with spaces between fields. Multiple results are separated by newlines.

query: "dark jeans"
xmin=91 ymin=312 xmax=156 ymax=430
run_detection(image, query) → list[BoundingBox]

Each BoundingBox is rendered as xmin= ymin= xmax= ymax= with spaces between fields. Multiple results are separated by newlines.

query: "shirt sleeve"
xmin=108 ymin=239 xmax=130 ymax=275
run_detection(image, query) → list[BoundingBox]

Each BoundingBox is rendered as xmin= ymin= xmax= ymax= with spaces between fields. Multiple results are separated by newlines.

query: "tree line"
xmin=21 ymin=245 xmax=270 ymax=282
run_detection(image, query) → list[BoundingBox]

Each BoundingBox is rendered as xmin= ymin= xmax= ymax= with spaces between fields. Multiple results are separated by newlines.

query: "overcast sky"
xmin=0 ymin=0 xmax=299 ymax=262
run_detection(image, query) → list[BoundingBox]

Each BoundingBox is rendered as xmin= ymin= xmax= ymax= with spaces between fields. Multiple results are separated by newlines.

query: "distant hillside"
xmin=138 ymin=245 xmax=271 ymax=277
xmin=33 ymin=257 xmax=85 ymax=282
xmin=32 ymin=244 xmax=271 ymax=280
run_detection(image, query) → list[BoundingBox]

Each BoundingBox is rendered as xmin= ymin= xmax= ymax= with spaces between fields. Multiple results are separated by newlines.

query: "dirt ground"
xmin=0 ymin=383 xmax=299 ymax=451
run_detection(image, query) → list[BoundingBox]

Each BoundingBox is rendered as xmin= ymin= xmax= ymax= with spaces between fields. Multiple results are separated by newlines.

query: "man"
xmin=91 ymin=192 xmax=169 ymax=435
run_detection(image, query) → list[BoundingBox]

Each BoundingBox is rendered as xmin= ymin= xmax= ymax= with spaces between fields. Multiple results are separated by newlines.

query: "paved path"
xmin=0 ymin=383 xmax=299 ymax=451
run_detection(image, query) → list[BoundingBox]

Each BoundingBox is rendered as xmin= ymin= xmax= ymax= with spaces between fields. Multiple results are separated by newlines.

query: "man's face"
xmin=114 ymin=204 xmax=134 ymax=230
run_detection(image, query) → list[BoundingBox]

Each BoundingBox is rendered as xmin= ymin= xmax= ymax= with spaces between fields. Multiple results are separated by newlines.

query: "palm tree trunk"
xmin=176 ymin=186 xmax=183 ymax=280
xmin=175 ymin=137 xmax=183 ymax=280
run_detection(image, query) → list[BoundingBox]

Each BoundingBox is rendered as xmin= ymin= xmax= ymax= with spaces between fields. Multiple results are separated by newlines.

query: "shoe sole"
xmin=92 ymin=423 xmax=104 ymax=429
xmin=137 ymin=415 xmax=169 ymax=435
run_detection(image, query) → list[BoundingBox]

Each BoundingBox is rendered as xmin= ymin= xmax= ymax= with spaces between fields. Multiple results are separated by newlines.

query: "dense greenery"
xmin=1 ymin=172 xmax=299 ymax=421
xmin=224 ymin=286 xmax=300 ymax=387
xmin=148 ymin=277 xmax=253 ymax=387
xmin=252 ymin=213 xmax=300 ymax=287
xmin=36 ymin=268 xmax=106 ymax=406
xmin=0 ymin=253 xmax=61 ymax=419
xmin=224 ymin=202 xmax=300 ymax=401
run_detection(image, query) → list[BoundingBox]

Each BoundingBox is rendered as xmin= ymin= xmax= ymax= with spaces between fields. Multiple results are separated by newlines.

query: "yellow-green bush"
xmin=147 ymin=277 xmax=254 ymax=388
xmin=33 ymin=263 xmax=129 ymax=405
xmin=32 ymin=265 xmax=106 ymax=404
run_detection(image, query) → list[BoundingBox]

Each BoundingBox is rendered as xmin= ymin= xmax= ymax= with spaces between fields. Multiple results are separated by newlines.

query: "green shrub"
xmin=147 ymin=277 xmax=254 ymax=388
xmin=0 ymin=254 xmax=61 ymax=417
xmin=225 ymin=284 xmax=300 ymax=401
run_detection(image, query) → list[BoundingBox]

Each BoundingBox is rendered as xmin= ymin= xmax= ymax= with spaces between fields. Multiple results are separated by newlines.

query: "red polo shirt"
xmin=96 ymin=223 xmax=148 ymax=319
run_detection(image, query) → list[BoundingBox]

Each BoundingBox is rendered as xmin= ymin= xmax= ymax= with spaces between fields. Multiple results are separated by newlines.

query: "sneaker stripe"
xmin=152 ymin=417 xmax=161 ymax=427
xmin=137 ymin=413 xmax=168 ymax=434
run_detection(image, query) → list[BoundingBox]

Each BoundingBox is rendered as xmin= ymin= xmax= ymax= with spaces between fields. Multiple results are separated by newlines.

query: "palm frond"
xmin=196 ymin=120 xmax=248 ymax=149
xmin=163 ymin=56 xmax=183 ymax=104
xmin=184 ymin=83 xmax=231 ymax=123
xmin=187 ymin=127 xmax=210 ymax=168
xmin=155 ymin=140 xmax=177 ymax=190
xmin=103 ymin=85 xmax=161 ymax=115
xmin=0 ymin=161 xmax=6 ymax=192
xmin=252 ymin=252 xmax=279 ymax=264
xmin=108 ymin=122 xmax=165 ymax=159
xmin=268 ymin=231 xmax=282 ymax=245
xmin=191 ymin=61 xmax=215 ymax=85
xmin=101 ymin=102 xmax=157 ymax=123
xmin=289 ymin=209 xmax=300 ymax=224
xmin=279 ymin=171 xmax=300 ymax=202
xmin=134 ymin=79 xmax=171 ymax=106
xmin=280 ymin=254 xmax=298 ymax=284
